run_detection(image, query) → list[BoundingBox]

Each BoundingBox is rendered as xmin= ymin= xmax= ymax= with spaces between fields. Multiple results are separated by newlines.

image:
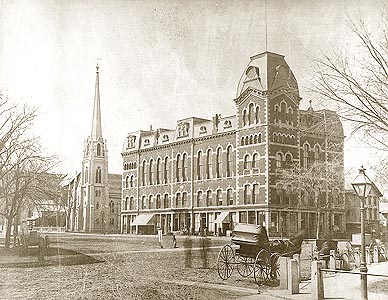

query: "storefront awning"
xmin=214 ymin=212 xmax=230 ymax=224
xmin=131 ymin=214 xmax=154 ymax=226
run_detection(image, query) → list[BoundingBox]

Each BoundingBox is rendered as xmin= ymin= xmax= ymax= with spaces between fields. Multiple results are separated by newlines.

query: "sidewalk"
xmin=239 ymin=261 xmax=388 ymax=300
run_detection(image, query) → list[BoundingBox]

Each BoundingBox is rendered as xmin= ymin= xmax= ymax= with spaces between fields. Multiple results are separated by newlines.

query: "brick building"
xmin=66 ymin=65 xmax=121 ymax=233
xmin=121 ymin=51 xmax=345 ymax=238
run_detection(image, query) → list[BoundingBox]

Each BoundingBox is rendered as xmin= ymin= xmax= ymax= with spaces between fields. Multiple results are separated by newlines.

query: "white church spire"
xmin=91 ymin=63 xmax=102 ymax=140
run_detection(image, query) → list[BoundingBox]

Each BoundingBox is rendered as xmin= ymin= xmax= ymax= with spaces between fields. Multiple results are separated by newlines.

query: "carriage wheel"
xmin=237 ymin=256 xmax=254 ymax=277
xmin=268 ymin=253 xmax=281 ymax=281
xmin=217 ymin=245 xmax=235 ymax=280
xmin=254 ymin=249 xmax=269 ymax=285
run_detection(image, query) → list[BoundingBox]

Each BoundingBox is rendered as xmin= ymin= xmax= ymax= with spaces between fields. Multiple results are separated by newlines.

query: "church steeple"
xmin=91 ymin=64 xmax=102 ymax=140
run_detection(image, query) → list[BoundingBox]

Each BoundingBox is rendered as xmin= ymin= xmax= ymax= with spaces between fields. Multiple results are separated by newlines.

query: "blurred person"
xmin=183 ymin=234 xmax=192 ymax=267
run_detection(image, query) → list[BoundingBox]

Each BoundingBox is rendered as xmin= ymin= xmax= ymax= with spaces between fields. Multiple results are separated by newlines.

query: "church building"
xmin=121 ymin=51 xmax=345 ymax=238
xmin=66 ymin=65 xmax=121 ymax=233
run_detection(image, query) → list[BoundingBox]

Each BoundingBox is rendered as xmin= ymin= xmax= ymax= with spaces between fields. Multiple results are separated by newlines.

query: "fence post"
xmin=311 ymin=260 xmax=324 ymax=300
xmin=279 ymin=257 xmax=289 ymax=289
xmin=329 ymin=250 xmax=336 ymax=270
xmin=288 ymin=259 xmax=299 ymax=294
xmin=293 ymin=253 xmax=301 ymax=282
xmin=374 ymin=246 xmax=379 ymax=263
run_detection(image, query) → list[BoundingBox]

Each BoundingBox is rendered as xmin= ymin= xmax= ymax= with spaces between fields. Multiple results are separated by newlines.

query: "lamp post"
xmin=351 ymin=166 xmax=373 ymax=300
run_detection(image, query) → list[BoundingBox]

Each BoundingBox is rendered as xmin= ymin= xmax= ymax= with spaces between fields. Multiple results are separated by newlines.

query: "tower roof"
xmin=91 ymin=64 xmax=102 ymax=139
xmin=236 ymin=51 xmax=298 ymax=97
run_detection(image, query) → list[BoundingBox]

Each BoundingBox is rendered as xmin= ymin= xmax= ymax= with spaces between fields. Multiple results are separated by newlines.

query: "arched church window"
xmin=255 ymin=106 xmax=260 ymax=123
xmin=109 ymin=201 xmax=114 ymax=213
xmin=242 ymin=109 xmax=247 ymax=127
xmin=95 ymin=167 xmax=102 ymax=183
xmin=130 ymin=175 xmax=134 ymax=187
xmin=84 ymin=167 xmax=88 ymax=183
xmin=252 ymin=153 xmax=259 ymax=169
xmin=97 ymin=143 xmax=101 ymax=156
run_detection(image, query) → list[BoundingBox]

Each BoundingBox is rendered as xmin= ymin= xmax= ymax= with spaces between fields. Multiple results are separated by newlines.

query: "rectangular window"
xmin=248 ymin=211 xmax=255 ymax=224
xmin=239 ymin=211 xmax=247 ymax=223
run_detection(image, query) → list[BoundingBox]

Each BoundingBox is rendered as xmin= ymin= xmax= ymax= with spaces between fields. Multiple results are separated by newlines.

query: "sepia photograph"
xmin=1 ymin=0 xmax=388 ymax=299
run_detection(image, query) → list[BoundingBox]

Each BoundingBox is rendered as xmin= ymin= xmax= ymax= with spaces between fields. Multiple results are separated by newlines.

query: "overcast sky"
xmin=0 ymin=0 xmax=384 ymax=179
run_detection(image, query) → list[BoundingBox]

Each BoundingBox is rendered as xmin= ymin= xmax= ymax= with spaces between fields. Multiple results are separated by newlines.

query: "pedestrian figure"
xmin=157 ymin=226 xmax=163 ymax=248
xmin=172 ymin=233 xmax=177 ymax=248
xmin=183 ymin=235 xmax=192 ymax=267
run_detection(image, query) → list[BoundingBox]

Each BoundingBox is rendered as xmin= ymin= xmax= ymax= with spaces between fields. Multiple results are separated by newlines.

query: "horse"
xmin=270 ymin=229 xmax=306 ymax=257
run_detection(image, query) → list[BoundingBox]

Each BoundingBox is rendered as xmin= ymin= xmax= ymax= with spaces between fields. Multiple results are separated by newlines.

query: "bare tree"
xmin=278 ymin=160 xmax=344 ymax=239
xmin=311 ymin=15 xmax=388 ymax=150
xmin=0 ymin=96 xmax=59 ymax=248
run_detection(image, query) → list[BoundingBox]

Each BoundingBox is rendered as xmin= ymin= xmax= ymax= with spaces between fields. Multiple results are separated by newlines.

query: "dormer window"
xmin=177 ymin=122 xmax=189 ymax=138
xmin=163 ymin=135 xmax=169 ymax=142
xmin=127 ymin=135 xmax=136 ymax=149
xmin=199 ymin=126 xmax=207 ymax=134
xmin=144 ymin=139 xmax=150 ymax=146
xmin=224 ymin=120 xmax=232 ymax=128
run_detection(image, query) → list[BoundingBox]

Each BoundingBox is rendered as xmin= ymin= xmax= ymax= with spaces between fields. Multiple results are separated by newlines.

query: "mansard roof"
xmin=122 ymin=114 xmax=236 ymax=152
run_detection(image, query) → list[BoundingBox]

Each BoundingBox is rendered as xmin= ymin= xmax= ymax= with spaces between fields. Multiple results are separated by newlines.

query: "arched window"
xmin=216 ymin=148 xmax=222 ymax=178
xmin=149 ymin=159 xmax=154 ymax=185
xmin=285 ymin=153 xmax=292 ymax=168
xmin=244 ymin=154 xmax=250 ymax=170
xmin=156 ymin=158 xmax=161 ymax=184
xmin=226 ymin=146 xmax=232 ymax=177
xmin=227 ymin=188 xmax=234 ymax=205
xmin=176 ymin=154 xmax=181 ymax=182
xmin=124 ymin=197 xmax=129 ymax=210
xmin=130 ymin=196 xmax=134 ymax=210
xmin=249 ymin=103 xmax=255 ymax=124
xmin=164 ymin=156 xmax=169 ymax=184
xmin=109 ymin=200 xmax=114 ymax=213
xmin=163 ymin=194 xmax=169 ymax=208
xmin=254 ymin=135 xmax=258 ymax=144
xmin=149 ymin=195 xmax=153 ymax=209
xmin=196 ymin=191 xmax=203 ymax=207
xmin=258 ymin=133 xmax=262 ymax=143
xmin=125 ymin=175 xmax=129 ymax=188
xmin=314 ymin=144 xmax=320 ymax=161
xmin=280 ymin=102 xmax=286 ymax=113
xmin=252 ymin=153 xmax=259 ymax=169
xmin=255 ymin=106 xmax=260 ymax=123
xmin=95 ymin=167 xmax=102 ymax=183
xmin=130 ymin=175 xmax=134 ymax=187
xmin=141 ymin=195 xmax=146 ymax=210
xmin=182 ymin=153 xmax=188 ymax=181
xmin=244 ymin=185 xmax=250 ymax=204
xmin=97 ymin=143 xmax=101 ymax=156
xmin=175 ymin=193 xmax=181 ymax=208
xmin=206 ymin=190 xmax=212 ymax=206
xmin=249 ymin=135 xmax=253 ymax=144
xmin=182 ymin=192 xmax=187 ymax=207
xmin=303 ymin=144 xmax=309 ymax=169
xmin=242 ymin=109 xmax=247 ymax=126
xmin=206 ymin=149 xmax=212 ymax=179
xmin=276 ymin=153 xmax=283 ymax=169
xmin=241 ymin=136 xmax=245 ymax=146
xmin=197 ymin=151 xmax=203 ymax=180
xmin=216 ymin=189 xmax=223 ymax=206
xmin=142 ymin=160 xmax=146 ymax=186
xmin=156 ymin=194 xmax=161 ymax=209
xmin=245 ymin=136 xmax=249 ymax=145
xmin=252 ymin=184 xmax=259 ymax=204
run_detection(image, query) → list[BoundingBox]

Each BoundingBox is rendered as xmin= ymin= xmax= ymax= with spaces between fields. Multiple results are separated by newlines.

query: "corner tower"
xmin=80 ymin=64 xmax=109 ymax=232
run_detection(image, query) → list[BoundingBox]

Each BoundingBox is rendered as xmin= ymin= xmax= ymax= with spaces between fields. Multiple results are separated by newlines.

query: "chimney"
xmin=150 ymin=125 xmax=153 ymax=131
xmin=212 ymin=114 xmax=220 ymax=134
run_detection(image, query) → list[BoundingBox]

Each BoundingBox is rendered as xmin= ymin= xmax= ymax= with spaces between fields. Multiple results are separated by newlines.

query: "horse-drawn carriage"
xmin=216 ymin=224 xmax=305 ymax=285
xmin=16 ymin=222 xmax=49 ymax=257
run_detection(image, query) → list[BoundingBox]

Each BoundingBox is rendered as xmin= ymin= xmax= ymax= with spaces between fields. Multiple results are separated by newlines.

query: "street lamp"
xmin=351 ymin=166 xmax=373 ymax=300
